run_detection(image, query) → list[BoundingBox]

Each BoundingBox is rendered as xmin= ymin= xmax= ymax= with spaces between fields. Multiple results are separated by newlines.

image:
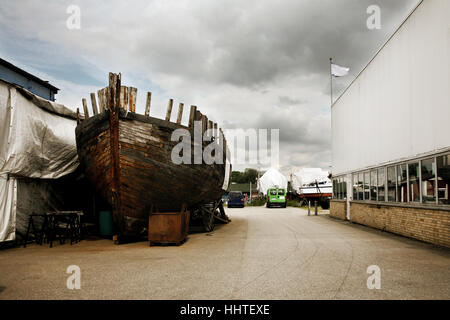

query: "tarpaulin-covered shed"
xmin=257 ymin=168 xmax=288 ymax=196
xmin=0 ymin=78 xmax=91 ymax=242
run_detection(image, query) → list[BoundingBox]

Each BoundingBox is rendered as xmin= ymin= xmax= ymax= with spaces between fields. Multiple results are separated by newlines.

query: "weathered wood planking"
xmin=90 ymin=93 xmax=99 ymax=115
xmin=75 ymin=72 xmax=230 ymax=239
xmin=97 ymin=88 xmax=108 ymax=112
xmin=145 ymin=92 xmax=152 ymax=116
xmin=82 ymin=98 xmax=89 ymax=119
xmin=76 ymin=109 xmax=226 ymax=238
xmin=202 ymin=115 xmax=207 ymax=134
xmin=76 ymin=108 xmax=80 ymax=124
xmin=176 ymin=103 xmax=184 ymax=124
xmin=165 ymin=99 xmax=173 ymax=121
xmin=129 ymin=87 xmax=137 ymax=113
xmin=189 ymin=105 xmax=196 ymax=127
xmin=120 ymin=86 xmax=129 ymax=111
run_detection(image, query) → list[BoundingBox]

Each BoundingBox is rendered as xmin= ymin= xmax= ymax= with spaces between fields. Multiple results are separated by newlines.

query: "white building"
xmin=330 ymin=0 xmax=450 ymax=247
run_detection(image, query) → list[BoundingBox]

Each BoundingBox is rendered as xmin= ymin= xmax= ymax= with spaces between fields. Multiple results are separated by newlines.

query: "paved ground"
xmin=0 ymin=206 xmax=449 ymax=300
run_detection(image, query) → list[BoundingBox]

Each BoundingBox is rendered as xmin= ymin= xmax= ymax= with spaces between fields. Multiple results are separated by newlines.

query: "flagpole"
xmin=329 ymin=57 xmax=333 ymax=106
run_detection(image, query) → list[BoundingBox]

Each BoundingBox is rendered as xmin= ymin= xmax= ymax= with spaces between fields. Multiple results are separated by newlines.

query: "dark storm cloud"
xmin=0 ymin=0 xmax=420 ymax=173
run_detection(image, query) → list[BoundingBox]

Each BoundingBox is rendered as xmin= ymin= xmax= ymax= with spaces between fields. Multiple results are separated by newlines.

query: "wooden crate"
xmin=148 ymin=206 xmax=190 ymax=246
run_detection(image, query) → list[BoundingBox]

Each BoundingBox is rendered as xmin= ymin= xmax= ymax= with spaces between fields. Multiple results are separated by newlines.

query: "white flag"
xmin=331 ymin=63 xmax=350 ymax=77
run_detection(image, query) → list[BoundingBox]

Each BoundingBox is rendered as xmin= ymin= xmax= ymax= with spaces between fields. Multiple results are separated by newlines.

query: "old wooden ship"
xmin=75 ymin=73 xmax=231 ymax=241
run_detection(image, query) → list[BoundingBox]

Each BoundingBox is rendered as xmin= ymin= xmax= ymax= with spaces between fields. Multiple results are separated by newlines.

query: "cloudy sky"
xmin=0 ymin=0 xmax=420 ymax=175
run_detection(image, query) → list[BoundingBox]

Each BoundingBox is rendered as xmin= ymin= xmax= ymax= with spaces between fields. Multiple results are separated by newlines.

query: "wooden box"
xmin=148 ymin=207 xmax=190 ymax=246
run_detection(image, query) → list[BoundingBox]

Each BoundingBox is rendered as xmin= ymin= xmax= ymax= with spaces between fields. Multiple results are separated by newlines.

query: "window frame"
xmin=346 ymin=151 xmax=450 ymax=206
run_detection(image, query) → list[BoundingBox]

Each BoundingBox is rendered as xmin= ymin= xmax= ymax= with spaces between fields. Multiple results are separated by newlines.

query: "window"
xmin=397 ymin=164 xmax=407 ymax=203
xmin=408 ymin=162 xmax=420 ymax=202
xmin=358 ymin=172 xmax=364 ymax=200
xmin=336 ymin=178 xmax=340 ymax=199
xmin=421 ymin=158 xmax=436 ymax=203
xmin=349 ymin=153 xmax=450 ymax=205
xmin=378 ymin=168 xmax=386 ymax=202
xmin=387 ymin=166 xmax=396 ymax=202
xmin=370 ymin=170 xmax=377 ymax=201
xmin=332 ymin=179 xmax=337 ymax=198
xmin=437 ymin=154 xmax=450 ymax=205
xmin=342 ymin=178 xmax=347 ymax=199
xmin=333 ymin=178 xmax=342 ymax=199
xmin=364 ymin=172 xmax=370 ymax=200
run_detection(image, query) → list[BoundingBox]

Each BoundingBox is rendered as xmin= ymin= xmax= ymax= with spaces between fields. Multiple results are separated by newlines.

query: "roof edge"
xmin=331 ymin=0 xmax=424 ymax=108
xmin=0 ymin=57 xmax=59 ymax=92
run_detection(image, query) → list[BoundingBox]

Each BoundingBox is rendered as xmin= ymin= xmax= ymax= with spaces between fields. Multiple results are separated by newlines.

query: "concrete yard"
xmin=0 ymin=206 xmax=449 ymax=300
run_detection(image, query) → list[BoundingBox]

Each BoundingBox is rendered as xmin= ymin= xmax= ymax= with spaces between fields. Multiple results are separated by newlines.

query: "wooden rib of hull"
xmin=76 ymin=110 xmax=226 ymax=237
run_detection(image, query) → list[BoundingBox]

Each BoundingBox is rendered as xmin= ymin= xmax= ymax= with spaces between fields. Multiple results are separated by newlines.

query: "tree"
xmin=231 ymin=168 xmax=259 ymax=184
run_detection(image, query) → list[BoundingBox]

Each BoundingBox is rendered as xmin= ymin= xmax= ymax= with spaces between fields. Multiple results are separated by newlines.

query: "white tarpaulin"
xmin=0 ymin=174 xmax=16 ymax=242
xmin=257 ymin=168 xmax=288 ymax=196
xmin=291 ymin=168 xmax=330 ymax=193
xmin=0 ymin=79 xmax=79 ymax=241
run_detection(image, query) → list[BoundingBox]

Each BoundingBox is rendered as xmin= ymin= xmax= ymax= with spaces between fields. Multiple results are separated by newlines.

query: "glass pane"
xmin=353 ymin=174 xmax=358 ymax=200
xmin=333 ymin=179 xmax=337 ymax=198
xmin=364 ymin=172 xmax=370 ymax=200
xmin=337 ymin=178 xmax=341 ymax=199
xmin=421 ymin=158 xmax=436 ymax=203
xmin=370 ymin=170 xmax=377 ymax=201
xmin=343 ymin=178 xmax=347 ymax=199
xmin=408 ymin=162 xmax=420 ymax=202
xmin=397 ymin=164 xmax=407 ymax=203
xmin=358 ymin=173 xmax=364 ymax=200
xmin=387 ymin=166 xmax=396 ymax=202
xmin=378 ymin=168 xmax=385 ymax=202
xmin=437 ymin=155 xmax=450 ymax=205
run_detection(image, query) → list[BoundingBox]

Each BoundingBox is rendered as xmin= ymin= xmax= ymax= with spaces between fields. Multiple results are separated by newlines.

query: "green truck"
xmin=266 ymin=188 xmax=287 ymax=208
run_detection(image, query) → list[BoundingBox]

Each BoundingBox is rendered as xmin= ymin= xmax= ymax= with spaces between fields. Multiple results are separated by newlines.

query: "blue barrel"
xmin=99 ymin=211 xmax=113 ymax=236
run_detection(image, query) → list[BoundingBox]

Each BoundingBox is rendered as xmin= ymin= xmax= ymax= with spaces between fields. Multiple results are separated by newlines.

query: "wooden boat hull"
xmin=75 ymin=75 xmax=229 ymax=238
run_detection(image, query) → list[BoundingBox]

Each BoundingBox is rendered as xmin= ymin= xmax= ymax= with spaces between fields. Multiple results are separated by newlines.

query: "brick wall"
xmin=330 ymin=200 xmax=347 ymax=220
xmin=350 ymin=202 xmax=450 ymax=248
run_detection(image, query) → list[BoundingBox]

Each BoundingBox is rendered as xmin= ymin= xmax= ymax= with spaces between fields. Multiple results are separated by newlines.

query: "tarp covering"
xmin=257 ymin=168 xmax=288 ymax=196
xmin=291 ymin=168 xmax=330 ymax=193
xmin=0 ymin=79 xmax=79 ymax=241
xmin=0 ymin=174 xmax=16 ymax=242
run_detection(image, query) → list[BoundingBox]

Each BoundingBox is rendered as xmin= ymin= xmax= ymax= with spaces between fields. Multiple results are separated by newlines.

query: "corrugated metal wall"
xmin=332 ymin=0 xmax=450 ymax=176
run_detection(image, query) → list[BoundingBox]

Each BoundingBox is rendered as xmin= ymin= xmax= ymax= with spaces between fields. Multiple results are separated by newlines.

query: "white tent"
xmin=291 ymin=168 xmax=330 ymax=194
xmin=257 ymin=168 xmax=288 ymax=196
xmin=0 ymin=79 xmax=79 ymax=242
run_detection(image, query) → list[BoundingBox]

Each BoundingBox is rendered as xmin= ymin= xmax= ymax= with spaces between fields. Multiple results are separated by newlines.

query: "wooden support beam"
xmin=120 ymin=86 xmax=129 ymax=111
xmin=202 ymin=114 xmax=207 ymax=134
xmin=188 ymin=105 xmax=196 ymax=127
xmin=97 ymin=88 xmax=107 ymax=111
xmin=90 ymin=93 xmax=99 ymax=115
xmin=165 ymin=99 xmax=173 ymax=121
xmin=129 ymin=87 xmax=137 ymax=113
xmin=76 ymin=108 xmax=80 ymax=124
xmin=82 ymin=98 xmax=89 ymax=119
xmin=145 ymin=92 xmax=152 ymax=116
xmin=108 ymin=72 xmax=122 ymax=243
xmin=195 ymin=110 xmax=201 ymax=122
xmin=176 ymin=103 xmax=184 ymax=124
xmin=213 ymin=122 xmax=218 ymax=139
